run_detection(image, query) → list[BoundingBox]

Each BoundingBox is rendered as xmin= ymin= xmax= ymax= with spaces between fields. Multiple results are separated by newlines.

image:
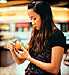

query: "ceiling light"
xmin=0 ymin=0 xmax=7 ymax=3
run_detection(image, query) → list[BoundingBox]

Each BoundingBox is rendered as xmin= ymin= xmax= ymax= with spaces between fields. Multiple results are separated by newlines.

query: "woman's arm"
xmin=27 ymin=46 xmax=64 ymax=74
xmin=15 ymin=45 xmax=64 ymax=74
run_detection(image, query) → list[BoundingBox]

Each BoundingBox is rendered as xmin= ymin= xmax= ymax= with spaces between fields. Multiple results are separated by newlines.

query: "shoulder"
xmin=50 ymin=29 xmax=66 ymax=42
xmin=48 ymin=29 xmax=66 ymax=48
xmin=52 ymin=29 xmax=65 ymax=38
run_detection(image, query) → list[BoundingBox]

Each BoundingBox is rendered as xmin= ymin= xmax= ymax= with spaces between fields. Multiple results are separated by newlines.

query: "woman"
xmin=7 ymin=1 xmax=66 ymax=75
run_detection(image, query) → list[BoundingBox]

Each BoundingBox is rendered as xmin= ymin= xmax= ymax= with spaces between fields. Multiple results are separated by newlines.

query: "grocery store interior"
xmin=0 ymin=0 xmax=69 ymax=75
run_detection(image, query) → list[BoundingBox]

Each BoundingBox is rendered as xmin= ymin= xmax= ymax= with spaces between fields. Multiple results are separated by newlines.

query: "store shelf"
xmin=0 ymin=1 xmax=30 ymax=8
xmin=63 ymin=32 xmax=69 ymax=44
xmin=0 ymin=31 xmax=31 ymax=47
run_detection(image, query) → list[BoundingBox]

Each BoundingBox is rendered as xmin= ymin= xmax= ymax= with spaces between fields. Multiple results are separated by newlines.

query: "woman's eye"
xmin=33 ymin=18 xmax=36 ymax=20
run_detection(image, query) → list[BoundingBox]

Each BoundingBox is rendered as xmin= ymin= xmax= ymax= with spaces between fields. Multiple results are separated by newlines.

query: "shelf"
xmin=63 ymin=32 xmax=69 ymax=36
xmin=0 ymin=1 xmax=30 ymax=8
xmin=0 ymin=31 xmax=31 ymax=47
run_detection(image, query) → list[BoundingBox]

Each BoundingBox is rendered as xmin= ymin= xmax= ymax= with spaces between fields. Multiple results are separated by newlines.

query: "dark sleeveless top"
xmin=25 ymin=30 xmax=66 ymax=75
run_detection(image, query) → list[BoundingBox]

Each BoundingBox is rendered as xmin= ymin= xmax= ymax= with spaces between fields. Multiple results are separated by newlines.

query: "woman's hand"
xmin=6 ymin=42 xmax=14 ymax=51
xmin=14 ymin=46 xmax=31 ymax=60
xmin=6 ymin=41 xmax=26 ymax=64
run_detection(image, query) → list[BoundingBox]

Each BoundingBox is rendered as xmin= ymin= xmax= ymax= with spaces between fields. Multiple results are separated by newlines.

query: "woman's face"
xmin=28 ymin=9 xmax=42 ymax=30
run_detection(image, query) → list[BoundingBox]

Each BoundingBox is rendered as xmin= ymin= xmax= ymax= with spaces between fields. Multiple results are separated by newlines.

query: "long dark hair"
xmin=28 ymin=1 xmax=57 ymax=54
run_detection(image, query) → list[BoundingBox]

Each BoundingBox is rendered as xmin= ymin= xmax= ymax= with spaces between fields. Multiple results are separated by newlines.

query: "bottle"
xmin=8 ymin=39 xmax=22 ymax=51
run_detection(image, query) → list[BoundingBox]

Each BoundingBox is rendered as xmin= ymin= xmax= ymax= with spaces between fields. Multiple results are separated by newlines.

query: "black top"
xmin=25 ymin=30 xmax=66 ymax=75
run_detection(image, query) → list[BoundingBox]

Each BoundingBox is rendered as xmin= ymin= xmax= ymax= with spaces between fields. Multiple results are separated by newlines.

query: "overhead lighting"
xmin=0 ymin=0 xmax=7 ymax=3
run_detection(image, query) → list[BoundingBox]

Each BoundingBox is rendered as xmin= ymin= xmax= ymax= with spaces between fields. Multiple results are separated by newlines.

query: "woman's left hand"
xmin=14 ymin=46 xmax=31 ymax=60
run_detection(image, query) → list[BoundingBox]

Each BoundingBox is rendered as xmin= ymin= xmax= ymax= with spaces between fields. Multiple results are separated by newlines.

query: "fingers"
xmin=18 ymin=51 xmax=24 ymax=54
xmin=6 ymin=43 xmax=13 ymax=51
xmin=7 ymin=40 xmax=28 ymax=60
xmin=14 ymin=48 xmax=18 ymax=55
xmin=21 ymin=46 xmax=27 ymax=52
xmin=14 ymin=49 xmax=24 ymax=59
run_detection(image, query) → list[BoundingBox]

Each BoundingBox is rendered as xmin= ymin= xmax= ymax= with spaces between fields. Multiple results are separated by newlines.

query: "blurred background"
xmin=0 ymin=0 xmax=69 ymax=75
